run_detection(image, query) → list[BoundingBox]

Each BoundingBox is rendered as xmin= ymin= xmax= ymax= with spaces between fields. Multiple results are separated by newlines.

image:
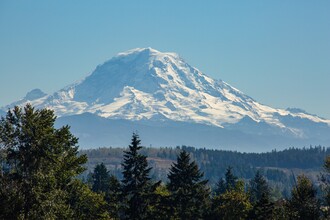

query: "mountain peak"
xmin=117 ymin=47 xmax=159 ymax=55
xmin=2 ymin=48 xmax=330 ymax=149
xmin=113 ymin=47 xmax=180 ymax=62
xmin=24 ymin=89 xmax=47 ymax=100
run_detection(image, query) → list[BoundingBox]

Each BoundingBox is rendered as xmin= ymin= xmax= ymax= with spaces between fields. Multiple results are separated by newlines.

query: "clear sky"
xmin=1 ymin=1 xmax=329 ymax=118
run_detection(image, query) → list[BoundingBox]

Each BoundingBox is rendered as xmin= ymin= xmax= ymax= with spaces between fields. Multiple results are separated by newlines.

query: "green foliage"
xmin=90 ymin=163 xmax=121 ymax=219
xmin=249 ymin=170 xmax=271 ymax=202
xmin=0 ymin=175 xmax=24 ymax=219
xmin=107 ymin=174 xmax=121 ymax=219
xmin=248 ymin=171 xmax=274 ymax=219
xmin=286 ymin=175 xmax=320 ymax=220
xmin=320 ymin=155 xmax=330 ymax=218
xmin=121 ymin=133 xmax=158 ymax=220
xmin=0 ymin=104 xmax=108 ymax=219
xmin=272 ymin=199 xmax=288 ymax=220
xmin=324 ymin=156 xmax=330 ymax=173
xmin=1 ymin=105 xmax=330 ymax=219
xmin=215 ymin=166 xmax=238 ymax=195
xmin=68 ymin=179 xmax=110 ymax=220
xmin=322 ymin=156 xmax=330 ymax=204
xmin=211 ymin=180 xmax=252 ymax=220
xmin=81 ymin=145 xmax=328 ymax=196
xmin=92 ymin=163 xmax=111 ymax=193
xmin=167 ymin=150 xmax=210 ymax=219
xmin=249 ymin=192 xmax=274 ymax=220
xmin=147 ymin=184 xmax=174 ymax=220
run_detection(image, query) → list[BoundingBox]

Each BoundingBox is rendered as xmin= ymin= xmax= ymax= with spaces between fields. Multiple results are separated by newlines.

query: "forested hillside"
xmin=82 ymin=145 xmax=329 ymax=198
xmin=2 ymin=105 xmax=330 ymax=219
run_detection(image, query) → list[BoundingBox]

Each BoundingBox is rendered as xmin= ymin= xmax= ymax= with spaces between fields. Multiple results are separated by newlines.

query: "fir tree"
xmin=107 ymin=174 xmax=121 ymax=219
xmin=91 ymin=163 xmax=121 ymax=219
xmin=249 ymin=171 xmax=274 ymax=219
xmin=68 ymin=179 xmax=110 ymax=219
xmin=321 ymin=156 xmax=330 ymax=218
xmin=0 ymin=104 xmax=107 ymax=219
xmin=147 ymin=184 xmax=173 ymax=220
xmin=121 ymin=133 xmax=156 ymax=220
xmin=167 ymin=150 xmax=210 ymax=220
xmin=249 ymin=192 xmax=274 ymax=220
xmin=215 ymin=178 xmax=226 ymax=195
xmin=215 ymin=166 xmax=238 ymax=195
xmin=211 ymin=180 xmax=252 ymax=220
xmin=249 ymin=170 xmax=270 ymax=203
xmin=225 ymin=166 xmax=238 ymax=189
xmin=92 ymin=163 xmax=110 ymax=193
xmin=286 ymin=175 xmax=320 ymax=220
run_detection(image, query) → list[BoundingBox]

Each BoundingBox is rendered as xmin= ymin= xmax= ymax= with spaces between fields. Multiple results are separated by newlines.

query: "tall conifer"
xmin=249 ymin=171 xmax=274 ymax=219
xmin=211 ymin=180 xmax=252 ymax=220
xmin=215 ymin=166 xmax=238 ymax=195
xmin=92 ymin=163 xmax=110 ymax=193
xmin=249 ymin=170 xmax=271 ymax=203
xmin=0 ymin=104 xmax=109 ymax=219
xmin=121 ymin=133 xmax=156 ymax=220
xmin=167 ymin=150 xmax=210 ymax=219
xmin=286 ymin=175 xmax=320 ymax=220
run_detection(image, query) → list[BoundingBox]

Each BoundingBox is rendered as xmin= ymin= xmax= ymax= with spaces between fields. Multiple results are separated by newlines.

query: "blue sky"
xmin=1 ymin=1 xmax=329 ymax=118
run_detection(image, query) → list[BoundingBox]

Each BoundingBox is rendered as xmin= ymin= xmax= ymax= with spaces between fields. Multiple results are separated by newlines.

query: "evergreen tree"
xmin=91 ymin=163 xmax=121 ymax=219
xmin=249 ymin=170 xmax=270 ymax=203
xmin=324 ymin=155 xmax=330 ymax=173
xmin=167 ymin=150 xmax=210 ymax=220
xmin=249 ymin=192 xmax=274 ymax=220
xmin=121 ymin=133 xmax=156 ymax=220
xmin=286 ymin=175 xmax=320 ymax=220
xmin=215 ymin=166 xmax=238 ymax=195
xmin=225 ymin=166 xmax=238 ymax=189
xmin=215 ymin=178 xmax=226 ymax=195
xmin=321 ymin=155 xmax=330 ymax=218
xmin=147 ymin=184 xmax=173 ymax=220
xmin=92 ymin=163 xmax=110 ymax=193
xmin=211 ymin=180 xmax=252 ymax=220
xmin=68 ymin=179 xmax=110 ymax=219
xmin=272 ymin=199 xmax=288 ymax=220
xmin=0 ymin=104 xmax=107 ymax=219
xmin=107 ymin=174 xmax=121 ymax=219
xmin=322 ymin=156 xmax=330 ymax=202
xmin=249 ymin=171 xmax=274 ymax=219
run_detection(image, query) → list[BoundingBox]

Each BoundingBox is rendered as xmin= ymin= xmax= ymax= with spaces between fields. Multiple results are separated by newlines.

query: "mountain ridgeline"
xmin=1 ymin=48 xmax=330 ymax=151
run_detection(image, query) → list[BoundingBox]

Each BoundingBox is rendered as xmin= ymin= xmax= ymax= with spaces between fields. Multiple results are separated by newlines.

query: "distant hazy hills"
xmin=2 ymin=48 xmax=329 ymax=151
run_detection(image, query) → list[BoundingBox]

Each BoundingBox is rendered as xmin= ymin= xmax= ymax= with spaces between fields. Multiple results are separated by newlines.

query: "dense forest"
xmin=82 ymin=145 xmax=329 ymax=198
xmin=1 ymin=105 xmax=330 ymax=219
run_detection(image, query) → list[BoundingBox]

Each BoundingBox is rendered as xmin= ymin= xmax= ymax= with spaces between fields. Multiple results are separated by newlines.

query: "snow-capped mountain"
xmin=2 ymin=48 xmax=330 ymax=151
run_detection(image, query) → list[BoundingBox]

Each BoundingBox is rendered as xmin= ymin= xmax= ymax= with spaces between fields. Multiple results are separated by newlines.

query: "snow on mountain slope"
xmin=2 ymin=48 xmax=330 ymax=141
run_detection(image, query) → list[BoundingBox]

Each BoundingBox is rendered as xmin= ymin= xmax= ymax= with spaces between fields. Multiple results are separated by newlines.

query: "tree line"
xmin=83 ymin=145 xmax=328 ymax=197
xmin=83 ymin=145 xmax=329 ymax=171
xmin=1 ymin=104 xmax=330 ymax=219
